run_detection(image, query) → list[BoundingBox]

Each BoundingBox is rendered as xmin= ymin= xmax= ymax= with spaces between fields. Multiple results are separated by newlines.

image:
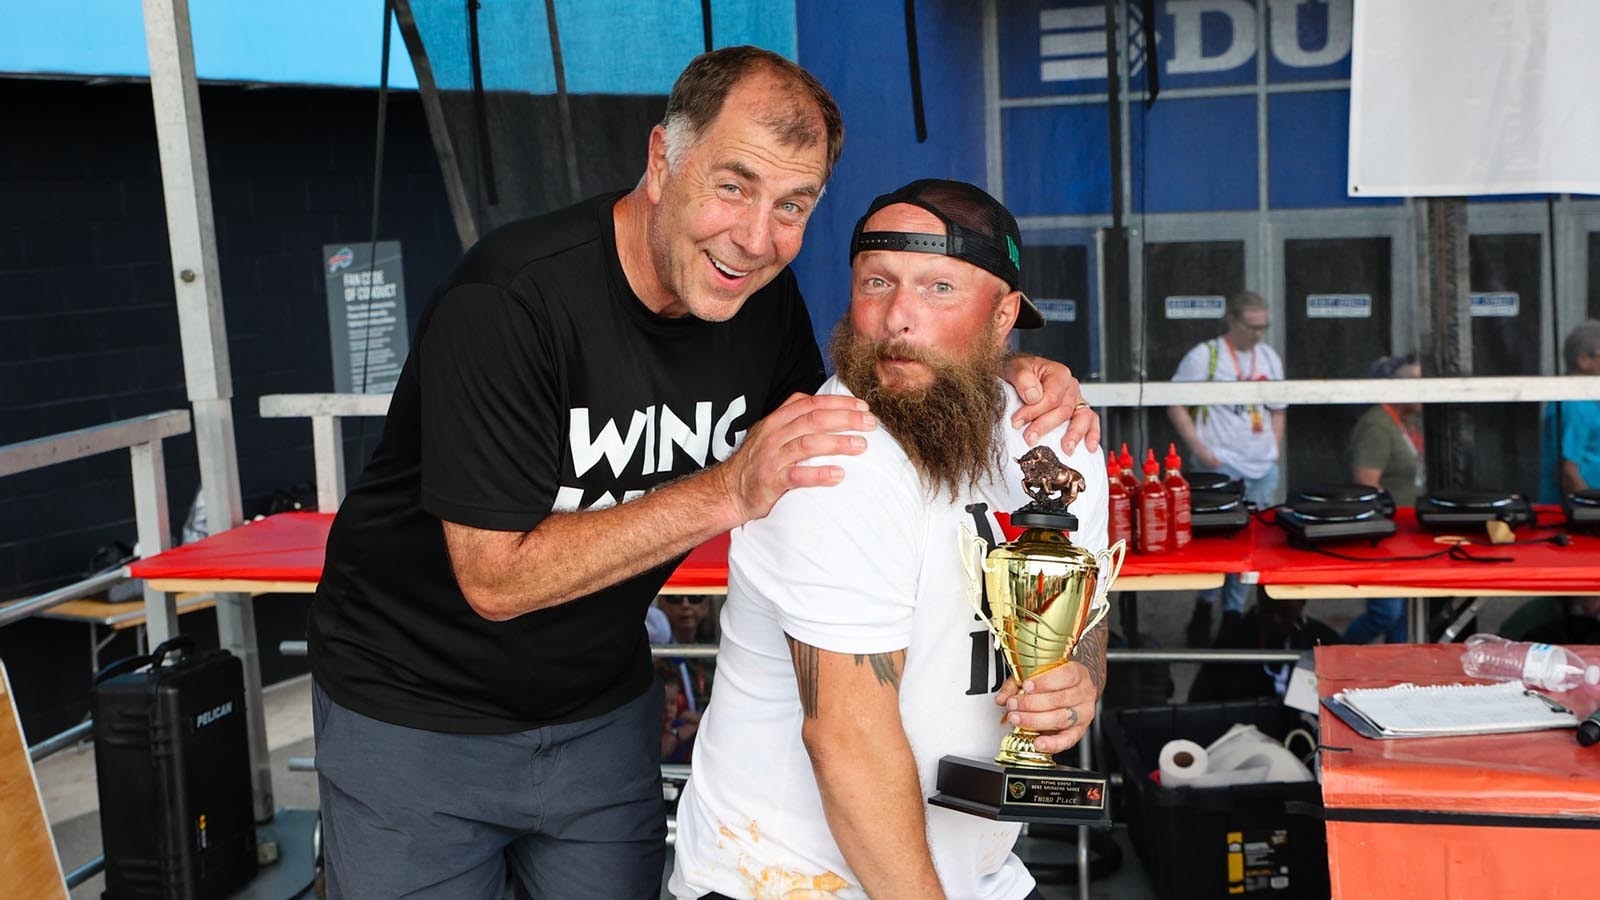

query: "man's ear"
xmin=993 ymin=288 xmax=1021 ymax=341
xmin=644 ymin=125 xmax=671 ymax=204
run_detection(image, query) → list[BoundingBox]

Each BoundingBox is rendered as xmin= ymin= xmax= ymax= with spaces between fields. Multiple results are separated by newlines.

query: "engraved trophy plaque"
xmin=931 ymin=447 xmax=1126 ymax=825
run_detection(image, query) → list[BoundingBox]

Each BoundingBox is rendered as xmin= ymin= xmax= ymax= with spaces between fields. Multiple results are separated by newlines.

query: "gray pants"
xmin=313 ymin=682 xmax=666 ymax=899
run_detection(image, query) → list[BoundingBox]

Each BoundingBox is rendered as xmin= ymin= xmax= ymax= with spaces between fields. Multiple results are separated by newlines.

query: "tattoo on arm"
xmin=786 ymin=635 xmax=905 ymax=719
xmin=1078 ymin=620 xmax=1108 ymax=694
xmin=855 ymin=652 xmax=902 ymax=690
xmin=788 ymin=635 xmax=821 ymax=718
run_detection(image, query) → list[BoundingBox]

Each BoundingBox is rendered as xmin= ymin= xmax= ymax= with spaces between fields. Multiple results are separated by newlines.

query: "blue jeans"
xmin=1342 ymin=597 xmax=1407 ymax=644
xmin=1196 ymin=464 xmax=1278 ymax=615
xmin=314 ymin=682 xmax=666 ymax=900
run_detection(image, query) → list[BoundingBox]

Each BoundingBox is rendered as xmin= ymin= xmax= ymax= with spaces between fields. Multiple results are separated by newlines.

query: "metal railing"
xmin=1 ymin=410 xmax=193 ymax=888
xmin=258 ymin=393 xmax=390 ymax=513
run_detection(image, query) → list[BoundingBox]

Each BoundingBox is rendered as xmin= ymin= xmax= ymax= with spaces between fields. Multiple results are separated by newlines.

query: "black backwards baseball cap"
xmin=848 ymin=179 xmax=1045 ymax=329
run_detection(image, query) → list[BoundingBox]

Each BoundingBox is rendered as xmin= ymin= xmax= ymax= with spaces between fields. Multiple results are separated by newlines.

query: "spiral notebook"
xmin=1323 ymin=681 xmax=1580 ymax=739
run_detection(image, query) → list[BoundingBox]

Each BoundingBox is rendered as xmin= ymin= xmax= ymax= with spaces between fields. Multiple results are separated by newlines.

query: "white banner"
xmin=1348 ymin=0 xmax=1600 ymax=197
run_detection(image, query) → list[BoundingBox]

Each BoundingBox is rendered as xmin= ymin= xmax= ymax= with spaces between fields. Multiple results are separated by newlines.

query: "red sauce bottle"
xmin=1164 ymin=443 xmax=1192 ymax=550
xmin=1106 ymin=455 xmax=1134 ymax=547
xmin=1137 ymin=449 xmax=1171 ymax=553
xmin=1117 ymin=443 xmax=1141 ymax=496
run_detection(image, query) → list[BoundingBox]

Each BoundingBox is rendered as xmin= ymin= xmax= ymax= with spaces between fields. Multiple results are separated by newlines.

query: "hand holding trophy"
xmin=932 ymin=446 xmax=1126 ymax=824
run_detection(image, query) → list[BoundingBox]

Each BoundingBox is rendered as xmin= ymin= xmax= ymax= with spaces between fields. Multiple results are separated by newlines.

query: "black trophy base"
xmin=928 ymin=756 xmax=1109 ymax=826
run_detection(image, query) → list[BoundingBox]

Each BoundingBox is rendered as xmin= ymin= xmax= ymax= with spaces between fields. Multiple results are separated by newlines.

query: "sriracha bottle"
xmin=1164 ymin=443 xmax=1192 ymax=550
xmin=1117 ymin=443 xmax=1141 ymax=496
xmin=1106 ymin=455 xmax=1134 ymax=547
xmin=1136 ymin=449 xmax=1171 ymax=553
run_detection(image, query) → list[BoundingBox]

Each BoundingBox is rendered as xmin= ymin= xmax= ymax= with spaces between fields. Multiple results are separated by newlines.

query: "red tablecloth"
xmin=127 ymin=512 xmax=332 ymax=581
xmin=126 ymin=511 xmax=725 ymax=591
xmin=664 ymin=531 xmax=730 ymax=589
xmin=1253 ymin=506 xmax=1600 ymax=592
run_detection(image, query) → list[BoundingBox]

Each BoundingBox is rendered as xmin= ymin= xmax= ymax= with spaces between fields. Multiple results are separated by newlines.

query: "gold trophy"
xmin=930 ymin=446 xmax=1126 ymax=824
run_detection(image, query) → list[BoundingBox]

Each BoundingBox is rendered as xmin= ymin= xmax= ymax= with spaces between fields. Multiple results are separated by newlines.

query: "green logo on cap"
xmin=1006 ymin=235 xmax=1020 ymax=270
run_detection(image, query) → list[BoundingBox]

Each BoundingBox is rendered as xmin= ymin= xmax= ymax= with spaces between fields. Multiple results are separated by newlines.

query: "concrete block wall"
xmin=0 ymin=77 xmax=458 ymax=738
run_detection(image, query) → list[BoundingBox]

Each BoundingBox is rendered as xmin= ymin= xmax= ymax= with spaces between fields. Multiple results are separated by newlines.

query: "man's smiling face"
xmin=641 ymin=72 xmax=828 ymax=322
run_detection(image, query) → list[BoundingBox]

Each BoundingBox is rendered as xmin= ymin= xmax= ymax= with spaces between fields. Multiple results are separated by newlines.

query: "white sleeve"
xmin=729 ymin=435 xmax=925 ymax=655
xmin=1170 ymin=341 xmax=1210 ymax=383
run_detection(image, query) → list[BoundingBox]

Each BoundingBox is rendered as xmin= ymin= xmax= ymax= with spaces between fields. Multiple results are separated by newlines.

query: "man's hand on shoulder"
xmin=1002 ymin=353 xmax=1100 ymax=454
xmin=712 ymin=392 xmax=876 ymax=524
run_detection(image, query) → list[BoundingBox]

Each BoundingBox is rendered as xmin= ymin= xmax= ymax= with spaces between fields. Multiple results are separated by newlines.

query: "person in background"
xmin=1540 ymin=320 xmax=1600 ymax=501
xmin=657 ymin=662 xmax=697 ymax=763
xmin=652 ymin=594 xmax=716 ymax=744
xmin=1169 ymin=291 xmax=1286 ymax=646
xmin=1342 ymin=353 xmax=1423 ymax=644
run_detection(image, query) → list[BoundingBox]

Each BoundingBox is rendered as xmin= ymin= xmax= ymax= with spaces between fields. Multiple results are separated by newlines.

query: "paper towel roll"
xmin=1158 ymin=739 xmax=1208 ymax=787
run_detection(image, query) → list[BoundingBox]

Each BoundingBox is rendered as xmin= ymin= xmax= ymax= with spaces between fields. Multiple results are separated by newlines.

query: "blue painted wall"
xmin=793 ymin=0 xmax=988 ymax=355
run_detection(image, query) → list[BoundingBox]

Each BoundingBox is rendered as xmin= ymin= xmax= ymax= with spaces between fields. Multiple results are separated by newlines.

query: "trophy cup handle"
xmin=1083 ymin=540 xmax=1127 ymax=634
xmin=957 ymin=525 xmax=993 ymax=624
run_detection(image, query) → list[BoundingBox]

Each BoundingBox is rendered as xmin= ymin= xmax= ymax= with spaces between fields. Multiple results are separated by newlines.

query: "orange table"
xmin=1316 ymin=645 xmax=1600 ymax=899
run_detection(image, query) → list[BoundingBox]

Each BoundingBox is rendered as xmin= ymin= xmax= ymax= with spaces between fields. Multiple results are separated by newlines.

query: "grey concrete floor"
xmin=33 ymin=591 xmax=1523 ymax=898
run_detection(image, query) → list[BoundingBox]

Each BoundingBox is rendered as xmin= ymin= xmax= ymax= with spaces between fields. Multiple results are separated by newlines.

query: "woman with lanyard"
xmin=1342 ymin=353 xmax=1424 ymax=644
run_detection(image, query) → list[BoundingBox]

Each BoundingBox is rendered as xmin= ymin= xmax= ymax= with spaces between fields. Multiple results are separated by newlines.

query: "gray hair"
xmin=1564 ymin=320 xmax=1600 ymax=372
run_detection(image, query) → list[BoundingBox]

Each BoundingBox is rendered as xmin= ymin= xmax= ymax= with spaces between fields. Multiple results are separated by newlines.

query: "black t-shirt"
xmin=308 ymin=192 xmax=824 ymax=733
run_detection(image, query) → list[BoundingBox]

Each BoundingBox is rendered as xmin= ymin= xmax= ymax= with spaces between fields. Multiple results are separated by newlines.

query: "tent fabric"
xmin=1253 ymin=507 xmax=1599 ymax=592
xmin=1348 ymin=0 xmax=1600 ymax=196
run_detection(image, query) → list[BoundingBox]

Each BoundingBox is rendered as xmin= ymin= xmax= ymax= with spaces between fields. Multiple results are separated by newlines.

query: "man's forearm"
xmin=1077 ymin=619 xmax=1109 ymax=694
xmin=445 ymin=467 xmax=739 ymax=620
xmin=1560 ymin=459 xmax=1588 ymax=493
xmin=805 ymin=721 xmax=945 ymax=899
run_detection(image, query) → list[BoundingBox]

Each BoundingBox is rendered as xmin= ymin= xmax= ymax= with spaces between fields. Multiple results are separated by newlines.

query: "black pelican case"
xmin=91 ymin=635 xmax=257 ymax=899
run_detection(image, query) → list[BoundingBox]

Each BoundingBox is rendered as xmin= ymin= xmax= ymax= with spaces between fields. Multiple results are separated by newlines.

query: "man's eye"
xmin=719 ymin=183 xmax=742 ymax=196
xmin=932 ymin=281 xmax=954 ymax=293
xmin=867 ymin=277 xmax=889 ymax=288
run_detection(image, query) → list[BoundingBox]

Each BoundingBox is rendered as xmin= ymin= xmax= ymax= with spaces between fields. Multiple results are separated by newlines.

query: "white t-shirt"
xmin=670 ymin=377 xmax=1110 ymax=900
xmin=1171 ymin=337 xmax=1286 ymax=480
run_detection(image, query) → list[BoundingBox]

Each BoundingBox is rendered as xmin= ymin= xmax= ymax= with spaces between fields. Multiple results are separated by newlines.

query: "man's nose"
xmin=730 ymin=206 xmax=772 ymax=259
xmin=883 ymin=283 xmax=919 ymax=334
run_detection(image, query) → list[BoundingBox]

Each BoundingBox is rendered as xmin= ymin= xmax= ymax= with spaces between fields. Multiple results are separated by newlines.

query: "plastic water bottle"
xmin=1460 ymin=634 xmax=1600 ymax=692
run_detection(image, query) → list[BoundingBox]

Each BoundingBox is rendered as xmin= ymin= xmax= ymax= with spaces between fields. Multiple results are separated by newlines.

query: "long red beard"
xmin=830 ymin=320 xmax=1005 ymax=499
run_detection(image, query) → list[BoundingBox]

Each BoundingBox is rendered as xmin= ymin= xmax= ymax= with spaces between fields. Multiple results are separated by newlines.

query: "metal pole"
xmin=1416 ymin=197 xmax=1474 ymax=490
xmin=129 ymin=441 xmax=179 ymax=645
xmin=141 ymin=0 xmax=273 ymax=819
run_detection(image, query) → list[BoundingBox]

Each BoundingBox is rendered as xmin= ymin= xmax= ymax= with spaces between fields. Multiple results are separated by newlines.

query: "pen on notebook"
xmin=1523 ymin=689 xmax=1573 ymax=715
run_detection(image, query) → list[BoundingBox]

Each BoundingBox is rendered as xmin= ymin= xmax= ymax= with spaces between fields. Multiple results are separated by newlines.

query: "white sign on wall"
xmin=1034 ymin=298 xmax=1078 ymax=323
xmin=1165 ymin=295 xmax=1227 ymax=319
xmin=1470 ymin=292 xmax=1520 ymax=318
xmin=1306 ymin=293 xmax=1373 ymax=319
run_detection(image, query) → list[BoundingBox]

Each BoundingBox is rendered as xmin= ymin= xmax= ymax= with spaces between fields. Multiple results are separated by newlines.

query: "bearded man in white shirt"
xmin=670 ymin=180 xmax=1109 ymax=900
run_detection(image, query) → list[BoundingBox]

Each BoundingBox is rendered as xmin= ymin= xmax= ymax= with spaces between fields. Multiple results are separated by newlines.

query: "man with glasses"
xmin=1167 ymin=290 xmax=1286 ymax=646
